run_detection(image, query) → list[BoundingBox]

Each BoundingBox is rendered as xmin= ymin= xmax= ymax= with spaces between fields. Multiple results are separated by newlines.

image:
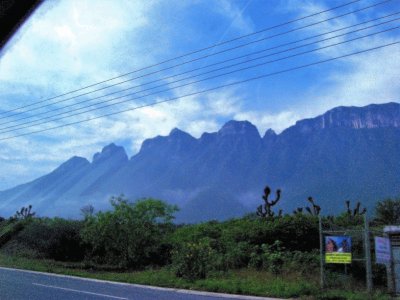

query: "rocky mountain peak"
xmin=138 ymin=128 xmax=196 ymax=156
xmin=54 ymin=156 xmax=89 ymax=174
xmin=218 ymin=120 xmax=260 ymax=139
xmin=0 ymin=102 xmax=399 ymax=221
xmin=263 ymin=128 xmax=277 ymax=140
xmin=92 ymin=143 xmax=128 ymax=165
xmin=169 ymin=128 xmax=195 ymax=141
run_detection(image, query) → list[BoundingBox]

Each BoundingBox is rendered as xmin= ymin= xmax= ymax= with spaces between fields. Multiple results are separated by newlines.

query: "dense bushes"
xmin=10 ymin=218 xmax=85 ymax=261
xmin=0 ymin=196 xmax=397 ymax=288
xmin=374 ymin=198 xmax=400 ymax=225
xmin=248 ymin=241 xmax=285 ymax=274
xmin=81 ymin=196 xmax=178 ymax=268
xmin=0 ymin=198 xmax=323 ymax=281
xmin=168 ymin=215 xmax=321 ymax=280
xmin=171 ymin=239 xmax=214 ymax=281
xmin=0 ymin=219 xmax=24 ymax=248
xmin=171 ymin=214 xmax=319 ymax=254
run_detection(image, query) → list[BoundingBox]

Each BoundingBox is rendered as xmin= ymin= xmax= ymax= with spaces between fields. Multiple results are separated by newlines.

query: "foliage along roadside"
xmin=0 ymin=195 xmax=399 ymax=299
xmin=0 ymin=254 xmax=389 ymax=299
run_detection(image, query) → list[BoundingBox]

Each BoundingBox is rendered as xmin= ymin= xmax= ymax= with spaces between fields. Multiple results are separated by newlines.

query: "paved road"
xmin=0 ymin=267 xmax=282 ymax=300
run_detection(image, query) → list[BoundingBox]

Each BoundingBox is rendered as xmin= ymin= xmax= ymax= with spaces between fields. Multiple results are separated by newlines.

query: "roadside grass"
xmin=0 ymin=254 xmax=389 ymax=299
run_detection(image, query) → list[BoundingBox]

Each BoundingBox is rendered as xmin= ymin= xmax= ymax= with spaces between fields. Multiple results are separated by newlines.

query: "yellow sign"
xmin=325 ymin=236 xmax=352 ymax=264
xmin=325 ymin=252 xmax=352 ymax=264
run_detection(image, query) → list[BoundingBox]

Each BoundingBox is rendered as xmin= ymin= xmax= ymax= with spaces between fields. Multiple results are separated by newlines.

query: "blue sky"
xmin=0 ymin=0 xmax=399 ymax=190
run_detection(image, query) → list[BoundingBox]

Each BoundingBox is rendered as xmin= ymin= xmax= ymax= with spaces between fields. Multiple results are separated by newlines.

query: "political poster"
xmin=375 ymin=237 xmax=391 ymax=264
xmin=325 ymin=236 xmax=352 ymax=264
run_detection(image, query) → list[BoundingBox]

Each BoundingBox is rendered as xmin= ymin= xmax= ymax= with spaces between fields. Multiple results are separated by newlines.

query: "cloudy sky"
xmin=0 ymin=0 xmax=399 ymax=190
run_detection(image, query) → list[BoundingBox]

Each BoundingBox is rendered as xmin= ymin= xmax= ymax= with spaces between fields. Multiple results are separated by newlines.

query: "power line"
xmin=0 ymin=0 xmax=364 ymax=115
xmin=1 ymin=24 xmax=398 ymax=134
xmin=0 ymin=41 xmax=398 ymax=141
xmin=0 ymin=0 xmax=389 ymax=117
xmin=1 ymin=14 xmax=398 ymax=129
xmin=0 ymin=2 xmax=394 ymax=122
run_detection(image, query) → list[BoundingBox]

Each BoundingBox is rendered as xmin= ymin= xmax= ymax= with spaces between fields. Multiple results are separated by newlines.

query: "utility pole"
xmin=364 ymin=214 xmax=373 ymax=293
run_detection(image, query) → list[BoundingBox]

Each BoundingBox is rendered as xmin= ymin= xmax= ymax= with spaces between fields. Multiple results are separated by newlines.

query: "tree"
xmin=375 ymin=198 xmax=400 ymax=225
xmin=81 ymin=196 xmax=178 ymax=268
xmin=80 ymin=204 xmax=95 ymax=219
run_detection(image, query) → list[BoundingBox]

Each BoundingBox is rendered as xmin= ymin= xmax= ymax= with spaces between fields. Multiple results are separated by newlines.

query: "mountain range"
xmin=1 ymin=102 xmax=399 ymax=222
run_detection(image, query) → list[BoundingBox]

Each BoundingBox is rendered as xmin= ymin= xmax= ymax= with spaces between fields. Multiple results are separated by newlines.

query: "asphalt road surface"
xmin=0 ymin=267 xmax=281 ymax=300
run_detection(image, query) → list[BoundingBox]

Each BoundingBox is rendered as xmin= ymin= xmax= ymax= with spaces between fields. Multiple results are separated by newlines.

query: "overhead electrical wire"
xmin=0 ymin=40 xmax=398 ymax=140
xmin=0 ymin=13 xmax=398 ymax=130
xmin=0 ymin=0 xmax=390 ymax=117
xmin=1 ymin=32 xmax=398 ymax=133
xmin=0 ymin=41 xmax=398 ymax=141
xmin=0 ymin=1 xmax=395 ymax=123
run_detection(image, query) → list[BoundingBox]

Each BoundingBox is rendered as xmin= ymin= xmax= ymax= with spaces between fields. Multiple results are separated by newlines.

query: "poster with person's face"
xmin=325 ymin=236 xmax=352 ymax=264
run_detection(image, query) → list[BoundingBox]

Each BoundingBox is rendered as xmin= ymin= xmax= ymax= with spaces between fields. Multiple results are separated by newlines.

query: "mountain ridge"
xmin=1 ymin=102 xmax=399 ymax=222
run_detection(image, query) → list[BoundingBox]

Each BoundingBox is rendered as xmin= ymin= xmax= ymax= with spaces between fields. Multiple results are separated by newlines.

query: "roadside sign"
xmin=325 ymin=236 xmax=352 ymax=264
xmin=375 ymin=236 xmax=391 ymax=264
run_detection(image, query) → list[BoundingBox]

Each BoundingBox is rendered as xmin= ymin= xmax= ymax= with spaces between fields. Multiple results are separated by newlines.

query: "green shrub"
xmin=81 ymin=196 xmax=178 ymax=269
xmin=0 ymin=219 xmax=24 ymax=247
xmin=171 ymin=238 xmax=214 ymax=281
xmin=221 ymin=241 xmax=253 ymax=269
xmin=13 ymin=218 xmax=85 ymax=261
xmin=374 ymin=198 xmax=400 ymax=225
xmin=248 ymin=241 xmax=285 ymax=274
xmin=284 ymin=250 xmax=319 ymax=275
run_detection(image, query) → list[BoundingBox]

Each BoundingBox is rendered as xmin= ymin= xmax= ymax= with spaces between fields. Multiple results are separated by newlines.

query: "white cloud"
xmin=0 ymin=0 xmax=398 ymax=191
xmin=0 ymin=81 xmax=249 ymax=189
xmin=215 ymin=0 xmax=255 ymax=36
xmin=234 ymin=109 xmax=300 ymax=134
xmin=0 ymin=0 xmax=156 ymax=92
xmin=278 ymin=0 xmax=400 ymax=118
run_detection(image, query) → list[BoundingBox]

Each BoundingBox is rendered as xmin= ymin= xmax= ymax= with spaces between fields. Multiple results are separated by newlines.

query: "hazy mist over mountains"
xmin=1 ymin=102 xmax=399 ymax=223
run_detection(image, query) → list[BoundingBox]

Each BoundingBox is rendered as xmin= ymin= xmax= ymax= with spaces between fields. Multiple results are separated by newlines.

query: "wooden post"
xmin=364 ymin=214 xmax=373 ymax=293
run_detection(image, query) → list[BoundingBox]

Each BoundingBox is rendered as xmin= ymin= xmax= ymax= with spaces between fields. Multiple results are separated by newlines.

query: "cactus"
xmin=256 ymin=186 xmax=282 ymax=218
xmin=306 ymin=196 xmax=321 ymax=216
xmin=345 ymin=200 xmax=366 ymax=216
xmin=293 ymin=197 xmax=321 ymax=216
xmin=14 ymin=205 xmax=35 ymax=220
xmin=293 ymin=207 xmax=303 ymax=214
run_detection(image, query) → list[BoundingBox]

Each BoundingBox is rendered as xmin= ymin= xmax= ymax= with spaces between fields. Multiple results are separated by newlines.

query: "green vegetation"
xmin=81 ymin=196 xmax=177 ymax=268
xmin=374 ymin=198 xmax=400 ymax=225
xmin=0 ymin=195 xmax=399 ymax=299
xmin=0 ymin=254 xmax=388 ymax=299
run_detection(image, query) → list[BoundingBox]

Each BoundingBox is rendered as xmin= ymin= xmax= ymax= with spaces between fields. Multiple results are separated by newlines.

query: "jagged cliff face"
xmin=293 ymin=102 xmax=400 ymax=133
xmin=0 ymin=102 xmax=399 ymax=222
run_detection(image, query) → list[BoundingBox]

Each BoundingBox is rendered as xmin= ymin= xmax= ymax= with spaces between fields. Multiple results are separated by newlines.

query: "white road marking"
xmin=32 ymin=282 xmax=128 ymax=299
xmin=0 ymin=267 xmax=281 ymax=300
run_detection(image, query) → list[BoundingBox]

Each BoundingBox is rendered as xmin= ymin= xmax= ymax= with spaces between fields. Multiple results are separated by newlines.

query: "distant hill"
xmin=1 ymin=102 xmax=399 ymax=222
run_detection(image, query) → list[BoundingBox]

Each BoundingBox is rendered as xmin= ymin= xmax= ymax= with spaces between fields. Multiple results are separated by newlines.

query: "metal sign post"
xmin=319 ymin=215 xmax=373 ymax=293
xmin=319 ymin=216 xmax=324 ymax=288
xmin=364 ymin=214 xmax=373 ymax=293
